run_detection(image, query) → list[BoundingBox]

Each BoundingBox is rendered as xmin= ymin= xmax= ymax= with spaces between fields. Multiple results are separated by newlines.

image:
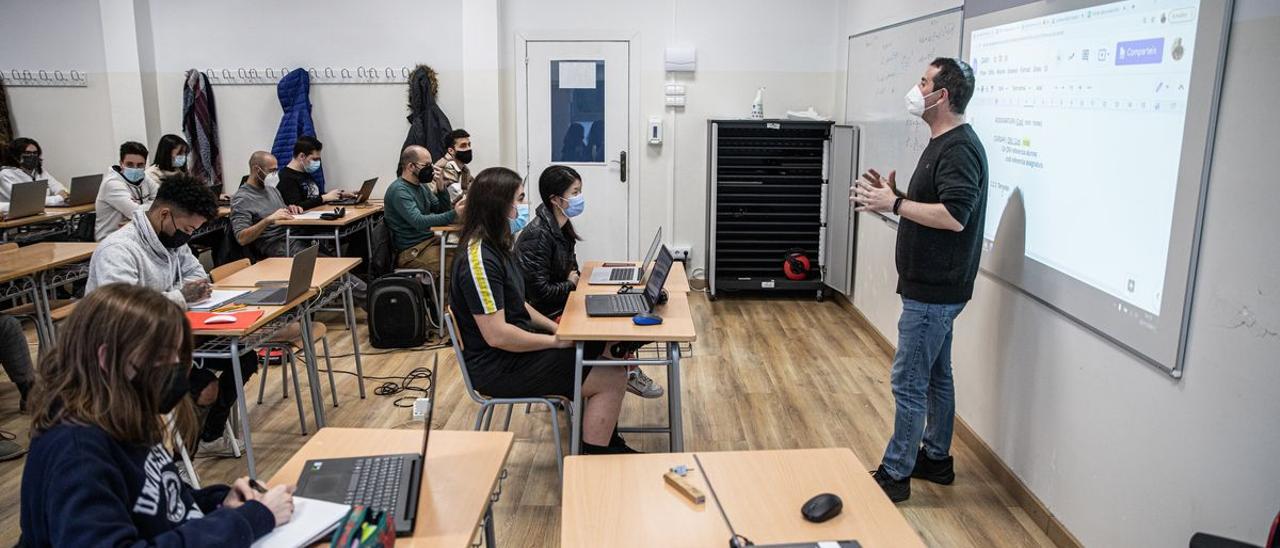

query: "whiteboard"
xmin=844 ymin=8 xmax=963 ymax=221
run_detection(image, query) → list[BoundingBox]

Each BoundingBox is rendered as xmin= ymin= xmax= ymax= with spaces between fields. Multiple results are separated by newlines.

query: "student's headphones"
xmin=783 ymin=248 xmax=811 ymax=281
xmin=319 ymin=207 xmax=346 ymax=221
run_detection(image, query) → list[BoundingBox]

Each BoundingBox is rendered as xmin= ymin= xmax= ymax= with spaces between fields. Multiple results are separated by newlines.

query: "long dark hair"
xmin=3 ymin=137 xmax=42 ymax=174
xmin=538 ymin=165 xmax=582 ymax=241
xmin=153 ymin=134 xmax=189 ymax=172
xmin=29 ymin=283 xmax=197 ymax=449
xmin=459 ymin=167 xmax=524 ymax=258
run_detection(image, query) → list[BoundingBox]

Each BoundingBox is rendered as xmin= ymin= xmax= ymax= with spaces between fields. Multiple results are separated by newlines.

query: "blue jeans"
xmin=880 ymin=297 xmax=966 ymax=480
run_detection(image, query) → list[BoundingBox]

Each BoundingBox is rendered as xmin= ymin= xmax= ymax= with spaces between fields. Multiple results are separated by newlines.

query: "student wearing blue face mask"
xmin=95 ymin=141 xmax=159 ymax=241
xmin=277 ymin=135 xmax=350 ymax=210
xmin=145 ymin=134 xmax=189 ymax=185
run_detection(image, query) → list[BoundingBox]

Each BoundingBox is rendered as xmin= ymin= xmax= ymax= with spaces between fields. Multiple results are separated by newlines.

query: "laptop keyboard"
xmin=609 ymin=268 xmax=638 ymax=281
xmin=243 ymin=286 xmax=287 ymax=304
xmin=598 ymin=293 xmax=648 ymax=315
xmin=343 ymin=456 xmax=405 ymax=511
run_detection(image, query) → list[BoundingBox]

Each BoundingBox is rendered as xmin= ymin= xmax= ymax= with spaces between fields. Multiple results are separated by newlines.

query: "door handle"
xmin=611 ymin=151 xmax=627 ymax=183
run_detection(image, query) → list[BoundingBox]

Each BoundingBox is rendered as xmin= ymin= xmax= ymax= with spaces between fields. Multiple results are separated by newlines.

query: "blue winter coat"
xmin=271 ymin=68 xmax=325 ymax=191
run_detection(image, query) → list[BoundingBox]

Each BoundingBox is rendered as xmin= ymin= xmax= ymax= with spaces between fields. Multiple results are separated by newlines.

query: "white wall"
xmin=844 ymin=0 xmax=1280 ymax=546
xmin=498 ymin=0 xmax=841 ymax=270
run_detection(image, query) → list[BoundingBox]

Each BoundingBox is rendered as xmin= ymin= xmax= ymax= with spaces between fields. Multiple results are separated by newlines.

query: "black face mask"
xmin=157 ymin=215 xmax=192 ymax=250
xmin=19 ymin=155 xmax=40 ymax=171
xmin=454 ymin=149 xmax=473 ymax=165
xmin=135 ymin=364 xmax=190 ymax=415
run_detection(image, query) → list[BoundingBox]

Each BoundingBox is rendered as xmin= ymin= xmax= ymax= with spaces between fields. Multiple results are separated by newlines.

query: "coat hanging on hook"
xmin=272 ymin=68 xmax=325 ymax=191
xmin=400 ymin=64 xmax=452 ymax=166
xmin=182 ymin=69 xmax=223 ymax=188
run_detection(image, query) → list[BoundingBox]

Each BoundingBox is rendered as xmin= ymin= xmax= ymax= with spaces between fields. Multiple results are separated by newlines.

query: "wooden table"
xmin=561 ymin=448 xmax=925 ymax=548
xmin=191 ymin=205 xmax=231 ymax=240
xmin=0 ymin=242 xmax=97 ymax=348
xmin=270 ymin=428 xmax=514 ymax=548
xmin=212 ymin=257 xmax=367 ymax=429
xmin=576 ymin=260 xmax=691 ymax=294
xmin=430 ymin=224 xmax=462 ymax=338
xmin=556 ymin=288 xmax=697 ymax=455
xmin=278 ymin=203 xmax=383 ymax=256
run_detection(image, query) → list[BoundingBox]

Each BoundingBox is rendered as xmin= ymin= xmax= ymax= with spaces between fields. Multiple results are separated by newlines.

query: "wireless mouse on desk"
xmin=632 ymin=312 xmax=663 ymax=326
xmin=203 ymin=314 xmax=238 ymax=325
xmin=801 ymin=493 xmax=843 ymax=523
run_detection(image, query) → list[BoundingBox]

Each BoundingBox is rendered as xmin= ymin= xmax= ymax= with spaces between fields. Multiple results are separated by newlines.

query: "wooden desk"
xmin=0 ymin=242 xmax=97 ymax=347
xmin=270 ymin=428 xmax=514 ymax=548
xmin=561 ymin=449 xmax=925 ymax=548
xmin=190 ymin=289 xmax=316 ymax=338
xmin=46 ymin=203 xmax=96 ymax=216
xmin=0 ymin=210 xmax=73 ymax=230
xmin=430 ymin=224 xmax=463 ymax=338
xmin=213 ymin=257 xmax=362 ymax=290
xmin=556 ymin=285 xmax=697 ymax=455
xmin=576 ymin=260 xmax=690 ymax=295
xmin=279 ymin=204 xmax=384 ymax=257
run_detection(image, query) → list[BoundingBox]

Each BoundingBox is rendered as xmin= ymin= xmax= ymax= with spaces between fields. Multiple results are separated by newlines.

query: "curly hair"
xmin=154 ymin=172 xmax=219 ymax=220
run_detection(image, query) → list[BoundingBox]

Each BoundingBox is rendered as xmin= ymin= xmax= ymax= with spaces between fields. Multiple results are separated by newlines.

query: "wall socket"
xmin=411 ymin=397 xmax=432 ymax=421
xmin=670 ymin=246 xmax=691 ymax=261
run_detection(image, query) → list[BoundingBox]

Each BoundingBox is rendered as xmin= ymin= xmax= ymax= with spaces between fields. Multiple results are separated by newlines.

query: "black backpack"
xmin=367 ymin=271 xmax=432 ymax=348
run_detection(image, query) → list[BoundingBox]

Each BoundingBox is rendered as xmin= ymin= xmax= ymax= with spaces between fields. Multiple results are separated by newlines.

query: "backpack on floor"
xmin=367 ymin=271 xmax=431 ymax=348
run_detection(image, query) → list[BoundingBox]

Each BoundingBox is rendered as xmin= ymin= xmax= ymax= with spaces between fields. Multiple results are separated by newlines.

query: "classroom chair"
xmin=208 ymin=259 xmax=339 ymax=435
xmin=0 ymin=242 xmax=78 ymax=352
xmin=444 ymin=307 xmax=572 ymax=478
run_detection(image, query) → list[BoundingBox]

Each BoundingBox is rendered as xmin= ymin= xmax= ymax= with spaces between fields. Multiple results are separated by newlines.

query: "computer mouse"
xmin=632 ymin=312 xmax=663 ymax=326
xmin=204 ymin=314 xmax=238 ymax=325
xmin=801 ymin=493 xmax=843 ymax=523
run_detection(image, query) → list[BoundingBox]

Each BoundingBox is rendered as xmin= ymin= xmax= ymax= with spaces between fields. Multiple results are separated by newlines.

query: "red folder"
xmin=187 ymin=310 xmax=265 ymax=331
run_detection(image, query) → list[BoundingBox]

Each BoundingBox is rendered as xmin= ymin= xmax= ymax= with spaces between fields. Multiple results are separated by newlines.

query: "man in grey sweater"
xmin=86 ymin=174 xmax=257 ymax=456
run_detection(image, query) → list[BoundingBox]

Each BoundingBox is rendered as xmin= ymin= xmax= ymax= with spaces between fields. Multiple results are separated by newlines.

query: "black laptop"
xmin=65 ymin=174 xmax=103 ymax=206
xmin=331 ymin=177 xmax=378 ymax=205
xmin=295 ymin=355 xmax=437 ymax=535
xmin=231 ymin=245 xmax=318 ymax=306
xmin=586 ymin=245 xmax=674 ymax=317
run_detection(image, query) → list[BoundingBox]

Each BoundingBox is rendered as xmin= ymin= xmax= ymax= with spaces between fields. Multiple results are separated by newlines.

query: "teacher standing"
xmin=852 ymin=57 xmax=986 ymax=503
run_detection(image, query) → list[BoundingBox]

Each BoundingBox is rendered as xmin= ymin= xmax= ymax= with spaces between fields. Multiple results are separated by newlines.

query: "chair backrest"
xmin=443 ymin=307 xmax=488 ymax=405
xmin=0 ymin=243 xmax=17 ymax=253
xmin=208 ymin=258 xmax=250 ymax=283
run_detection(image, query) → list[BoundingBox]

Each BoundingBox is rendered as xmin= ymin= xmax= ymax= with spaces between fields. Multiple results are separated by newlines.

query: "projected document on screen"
xmin=970 ymin=0 xmax=1198 ymax=315
xmin=964 ymin=0 xmax=1230 ymax=374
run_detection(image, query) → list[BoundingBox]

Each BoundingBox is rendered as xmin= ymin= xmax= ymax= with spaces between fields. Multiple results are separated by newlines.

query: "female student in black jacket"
xmin=513 ymin=165 xmax=663 ymax=399
xmin=20 ymin=283 xmax=295 ymax=547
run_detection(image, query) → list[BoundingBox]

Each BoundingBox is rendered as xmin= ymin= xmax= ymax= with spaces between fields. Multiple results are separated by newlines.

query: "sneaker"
xmin=871 ymin=465 xmax=910 ymax=503
xmin=627 ymin=368 xmax=664 ymax=399
xmin=0 ymin=432 xmax=26 ymax=461
xmin=910 ymin=448 xmax=955 ymax=485
xmin=581 ymin=441 xmax=642 ymax=455
xmin=197 ymin=436 xmax=244 ymax=458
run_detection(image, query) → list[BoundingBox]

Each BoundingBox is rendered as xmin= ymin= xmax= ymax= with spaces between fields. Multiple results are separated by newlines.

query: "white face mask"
xmin=262 ymin=170 xmax=280 ymax=188
xmin=904 ymin=86 xmax=944 ymax=118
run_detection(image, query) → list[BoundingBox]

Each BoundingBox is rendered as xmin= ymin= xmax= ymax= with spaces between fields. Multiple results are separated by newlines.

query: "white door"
xmin=523 ymin=40 xmax=631 ymax=262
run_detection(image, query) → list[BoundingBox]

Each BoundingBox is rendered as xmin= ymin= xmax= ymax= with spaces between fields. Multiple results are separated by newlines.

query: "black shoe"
xmin=871 ymin=465 xmax=910 ymax=503
xmin=910 ymin=448 xmax=955 ymax=485
xmin=17 ymin=381 xmax=31 ymax=413
xmin=581 ymin=441 xmax=642 ymax=455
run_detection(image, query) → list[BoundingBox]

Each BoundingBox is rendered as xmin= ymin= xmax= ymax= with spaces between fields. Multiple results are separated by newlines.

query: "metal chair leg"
xmin=547 ymin=400 xmax=564 ymax=480
xmin=474 ymin=404 xmax=492 ymax=431
xmin=322 ymin=336 xmax=338 ymax=407
xmin=501 ymin=405 xmax=514 ymax=431
xmin=256 ymin=354 xmax=269 ymax=404
xmin=286 ymin=350 xmax=308 ymax=435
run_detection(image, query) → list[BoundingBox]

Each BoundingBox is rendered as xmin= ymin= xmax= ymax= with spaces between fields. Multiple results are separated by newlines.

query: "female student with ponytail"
xmin=20 ymin=283 xmax=294 ymax=547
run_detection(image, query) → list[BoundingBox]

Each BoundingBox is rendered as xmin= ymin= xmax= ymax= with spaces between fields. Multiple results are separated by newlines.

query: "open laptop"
xmin=65 ymin=174 xmax=103 ymax=206
xmin=295 ymin=355 xmax=437 ymax=536
xmin=589 ymin=227 xmax=662 ymax=285
xmin=331 ymin=177 xmax=378 ymax=205
xmin=231 ymin=245 xmax=318 ymax=306
xmin=586 ymin=245 xmax=674 ymax=317
xmin=5 ymin=180 xmax=49 ymax=220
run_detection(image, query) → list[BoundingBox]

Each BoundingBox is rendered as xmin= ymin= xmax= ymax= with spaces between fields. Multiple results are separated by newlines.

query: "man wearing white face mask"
xmin=851 ymin=57 xmax=986 ymax=503
xmin=95 ymin=141 xmax=160 ymax=241
xmin=231 ymin=151 xmax=301 ymax=259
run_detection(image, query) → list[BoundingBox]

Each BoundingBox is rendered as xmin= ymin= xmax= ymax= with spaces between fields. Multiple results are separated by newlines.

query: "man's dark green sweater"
xmin=384 ymin=177 xmax=457 ymax=252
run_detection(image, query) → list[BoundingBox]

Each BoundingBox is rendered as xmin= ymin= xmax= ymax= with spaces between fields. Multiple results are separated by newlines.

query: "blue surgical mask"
xmin=562 ymin=194 xmax=585 ymax=218
xmin=509 ymin=203 xmax=530 ymax=233
xmin=172 ymin=154 xmax=187 ymax=168
xmin=305 ymin=159 xmax=321 ymax=174
xmin=121 ymin=167 xmax=145 ymax=184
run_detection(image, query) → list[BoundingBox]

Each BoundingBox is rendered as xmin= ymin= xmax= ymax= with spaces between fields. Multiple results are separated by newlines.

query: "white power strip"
xmin=411 ymin=397 xmax=432 ymax=421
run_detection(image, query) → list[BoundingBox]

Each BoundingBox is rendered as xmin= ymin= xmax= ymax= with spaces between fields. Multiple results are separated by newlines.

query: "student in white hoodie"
xmin=0 ymin=137 xmax=69 ymax=205
xmin=95 ymin=141 xmax=159 ymax=241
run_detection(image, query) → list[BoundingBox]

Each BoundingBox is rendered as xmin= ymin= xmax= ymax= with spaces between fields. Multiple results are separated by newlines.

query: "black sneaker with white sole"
xmin=871 ymin=465 xmax=910 ymax=503
xmin=910 ymin=448 xmax=955 ymax=485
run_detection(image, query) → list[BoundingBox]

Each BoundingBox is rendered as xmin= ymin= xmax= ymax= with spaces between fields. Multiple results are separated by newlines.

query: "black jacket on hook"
xmin=514 ymin=204 xmax=579 ymax=318
xmin=400 ymin=65 xmax=452 ymax=167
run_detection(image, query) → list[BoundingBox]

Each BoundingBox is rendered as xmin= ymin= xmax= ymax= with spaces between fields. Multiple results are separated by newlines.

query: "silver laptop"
xmin=65 ymin=174 xmax=103 ymax=206
xmin=589 ymin=227 xmax=662 ymax=285
xmin=232 ymin=245 xmax=319 ymax=305
xmin=6 ymin=180 xmax=49 ymax=220
xmin=331 ymin=177 xmax=378 ymax=205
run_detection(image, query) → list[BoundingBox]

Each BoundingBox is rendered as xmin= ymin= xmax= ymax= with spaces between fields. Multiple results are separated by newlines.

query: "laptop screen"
xmin=639 ymin=227 xmax=663 ymax=271
xmin=644 ymin=246 xmax=674 ymax=305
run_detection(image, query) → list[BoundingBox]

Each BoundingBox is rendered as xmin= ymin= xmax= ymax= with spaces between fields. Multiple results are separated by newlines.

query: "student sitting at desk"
xmin=451 ymin=167 xmax=636 ymax=454
xmin=232 ymin=150 xmax=301 ymax=258
xmin=95 ymin=141 xmax=159 ymax=241
xmin=0 ymin=137 xmax=68 ymax=205
xmin=514 ymin=165 xmax=663 ymax=399
xmin=20 ymin=283 xmax=294 ymax=547
xmin=435 ymin=129 xmax=474 ymax=203
xmin=146 ymin=133 xmax=189 ymax=185
xmin=386 ymin=145 xmax=462 ymax=272
xmin=276 ymin=135 xmax=349 ymax=210
xmin=87 ymin=174 xmax=258 ymax=457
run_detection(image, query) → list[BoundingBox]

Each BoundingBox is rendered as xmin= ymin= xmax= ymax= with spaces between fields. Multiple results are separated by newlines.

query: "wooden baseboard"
xmin=836 ymin=293 xmax=1082 ymax=548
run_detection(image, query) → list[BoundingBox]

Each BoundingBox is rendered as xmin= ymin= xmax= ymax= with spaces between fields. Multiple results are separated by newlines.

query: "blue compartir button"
xmin=1115 ymin=38 xmax=1165 ymax=65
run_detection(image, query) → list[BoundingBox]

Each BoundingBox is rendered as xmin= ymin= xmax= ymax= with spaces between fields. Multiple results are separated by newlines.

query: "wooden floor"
xmin=0 ymin=293 xmax=1055 ymax=547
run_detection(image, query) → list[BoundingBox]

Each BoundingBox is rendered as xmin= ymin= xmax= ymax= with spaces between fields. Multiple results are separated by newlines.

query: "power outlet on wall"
xmin=411 ymin=397 xmax=432 ymax=421
xmin=670 ymin=246 xmax=691 ymax=262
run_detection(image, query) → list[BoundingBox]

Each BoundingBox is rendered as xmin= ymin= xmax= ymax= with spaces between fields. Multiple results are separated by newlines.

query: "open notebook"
xmin=251 ymin=496 xmax=350 ymax=548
